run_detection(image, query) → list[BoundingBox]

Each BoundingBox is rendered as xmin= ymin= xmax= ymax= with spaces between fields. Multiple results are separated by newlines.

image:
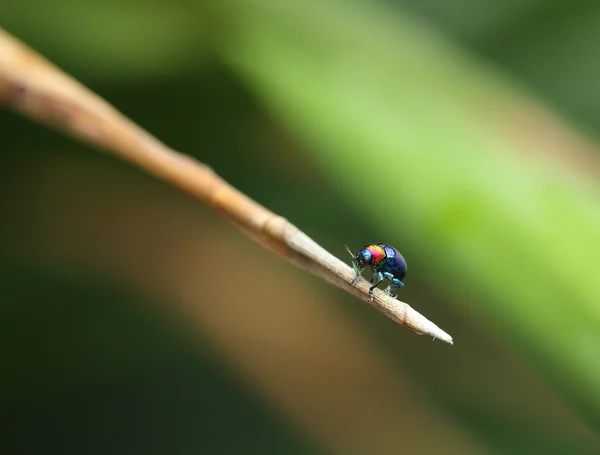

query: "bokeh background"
xmin=2 ymin=0 xmax=600 ymax=454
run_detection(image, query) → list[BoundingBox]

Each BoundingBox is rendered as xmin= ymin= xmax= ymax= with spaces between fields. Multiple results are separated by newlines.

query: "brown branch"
xmin=0 ymin=28 xmax=453 ymax=344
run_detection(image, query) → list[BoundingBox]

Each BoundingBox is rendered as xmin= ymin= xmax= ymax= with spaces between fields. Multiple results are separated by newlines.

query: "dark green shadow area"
xmin=0 ymin=264 xmax=325 ymax=455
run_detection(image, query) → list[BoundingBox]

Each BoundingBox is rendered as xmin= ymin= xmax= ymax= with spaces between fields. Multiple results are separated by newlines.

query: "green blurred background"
xmin=2 ymin=0 xmax=600 ymax=453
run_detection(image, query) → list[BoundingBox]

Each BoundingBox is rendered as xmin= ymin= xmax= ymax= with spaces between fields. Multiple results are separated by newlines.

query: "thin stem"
xmin=0 ymin=28 xmax=453 ymax=344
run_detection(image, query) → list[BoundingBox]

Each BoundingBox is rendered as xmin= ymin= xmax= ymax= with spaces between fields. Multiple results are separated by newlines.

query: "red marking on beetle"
xmin=366 ymin=244 xmax=385 ymax=263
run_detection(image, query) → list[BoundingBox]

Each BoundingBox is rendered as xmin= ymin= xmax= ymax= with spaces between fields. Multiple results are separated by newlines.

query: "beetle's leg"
xmin=351 ymin=267 xmax=361 ymax=285
xmin=350 ymin=260 xmax=362 ymax=285
xmin=383 ymin=275 xmax=404 ymax=297
xmin=390 ymin=277 xmax=404 ymax=290
xmin=369 ymin=270 xmax=383 ymax=285
xmin=382 ymin=272 xmax=395 ymax=297
xmin=368 ymin=272 xmax=384 ymax=301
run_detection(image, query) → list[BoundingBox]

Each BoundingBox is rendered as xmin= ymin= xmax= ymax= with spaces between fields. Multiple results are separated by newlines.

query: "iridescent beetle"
xmin=345 ymin=243 xmax=407 ymax=301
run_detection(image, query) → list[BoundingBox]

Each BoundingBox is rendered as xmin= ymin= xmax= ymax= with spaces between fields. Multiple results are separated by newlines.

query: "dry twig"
xmin=0 ymin=28 xmax=453 ymax=344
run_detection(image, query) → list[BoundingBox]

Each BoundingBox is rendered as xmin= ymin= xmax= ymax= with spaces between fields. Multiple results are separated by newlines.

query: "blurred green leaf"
xmin=214 ymin=0 xmax=600 ymax=429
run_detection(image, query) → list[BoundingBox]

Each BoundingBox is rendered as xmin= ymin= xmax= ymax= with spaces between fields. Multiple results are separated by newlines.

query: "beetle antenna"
xmin=344 ymin=245 xmax=355 ymax=258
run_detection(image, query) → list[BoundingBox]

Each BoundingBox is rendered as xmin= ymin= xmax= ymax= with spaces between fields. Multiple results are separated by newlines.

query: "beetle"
xmin=345 ymin=243 xmax=407 ymax=301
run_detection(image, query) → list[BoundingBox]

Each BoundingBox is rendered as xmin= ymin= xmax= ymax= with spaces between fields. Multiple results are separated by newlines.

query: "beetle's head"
xmin=354 ymin=248 xmax=373 ymax=268
xmin=345 ymin=245 xmax=372 ymax=272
